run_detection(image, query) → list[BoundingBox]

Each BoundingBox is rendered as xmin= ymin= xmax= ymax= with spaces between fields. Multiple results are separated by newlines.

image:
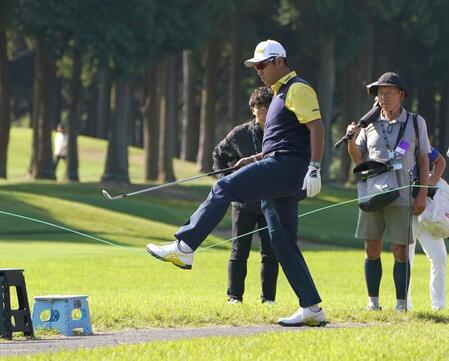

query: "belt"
xmin=263 ymin=150 xmax=302 ymax=158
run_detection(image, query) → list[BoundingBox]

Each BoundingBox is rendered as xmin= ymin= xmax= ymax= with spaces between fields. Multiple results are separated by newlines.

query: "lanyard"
xmin=380 ymin=112 xmax=409 ymax=152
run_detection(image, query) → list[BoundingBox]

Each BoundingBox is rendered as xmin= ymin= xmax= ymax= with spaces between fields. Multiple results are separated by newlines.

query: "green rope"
xmin=0 ymin=183 xmax=436 ymax=253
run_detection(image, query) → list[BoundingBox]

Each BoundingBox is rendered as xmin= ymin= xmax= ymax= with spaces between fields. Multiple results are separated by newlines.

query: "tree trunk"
xmin=180 ymin=50 xmax=199 ymax=162
xmin=66 ymin=51 xmax=82 ymax=182
xmin=358 ymin=17 xmax=374 ymax=112
xmin=197 ymin=40 xmax=219 ymax=172
xmin=128 ymin=85 xmax=140 ymax=147
xmin=158 ymin=54 xmax=176 ymax=182
xmin=418 ymin=84 xmax=435 ymax=140
xmin=0 ymin=29 xmax=11 ymax=179
xmin=129 ymin=86 xmax=142 ymax=148
xmin=97 ymin=65 xmax=111 ymax=139
xmin=317 ymin=35 xmax=335 ymax=183
xmin=53 ymin=76 xmax=62 ymax=128
xmin=373 ymin=21 xmax=392 ymax=77
xmin=439 ymin=83 xmax=449 ymax=180
xmin=337 ymin=64 xmax=357 ymax=184
xmin=83 ymin=76 xmax=99 ymax=137
xmin=228 ymin=16 xmax=243 ymax=127
xmin=101 ymin=78 xmax=131 ymax=183
xmin=28 ymin=38 xmax=56 ymax=180
xmin=141 ymin=65 xmax=159 ymax=180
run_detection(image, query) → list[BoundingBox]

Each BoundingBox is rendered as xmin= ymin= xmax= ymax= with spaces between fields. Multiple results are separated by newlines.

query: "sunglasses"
xmin=255 ymin=57 xmax=276 ymax=70
xmin=252 ymin=103 xmax=269 ymax=109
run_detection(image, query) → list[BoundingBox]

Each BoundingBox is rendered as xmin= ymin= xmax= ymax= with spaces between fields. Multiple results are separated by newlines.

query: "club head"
xmin=102 ymin=189 xmax=113 ymax=200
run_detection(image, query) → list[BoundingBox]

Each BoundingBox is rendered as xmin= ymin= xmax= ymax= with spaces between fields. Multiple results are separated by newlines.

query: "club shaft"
xmin=110 ymin=166 xmax=236 ymax=199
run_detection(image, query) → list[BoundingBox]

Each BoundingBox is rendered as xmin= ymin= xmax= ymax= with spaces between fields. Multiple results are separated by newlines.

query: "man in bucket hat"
xmin=366 ymin=72 xmax=409 ymax=98
xmin=146 ymin=39 xmax=326 ymax=326
xmin=346 ymin=72 xmax=430 ymax=311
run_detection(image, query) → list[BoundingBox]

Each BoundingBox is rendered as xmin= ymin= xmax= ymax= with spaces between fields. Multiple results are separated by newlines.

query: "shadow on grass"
xmin=415 ymin=312 xmax=449 ymax=324
xmin=0 ymin=193 xmax=138 ymax=247
xmin=0 ymin=188 xmax=230 ymax=251
xmin=0 ymin=181 xmax=215 ymax=229
xmin=0 ymin=181 xmax=366 ymax=251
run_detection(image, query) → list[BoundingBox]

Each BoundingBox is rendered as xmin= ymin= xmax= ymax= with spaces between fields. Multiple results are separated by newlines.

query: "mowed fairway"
xmin=1 ymin=128 xmax=448 ymax=360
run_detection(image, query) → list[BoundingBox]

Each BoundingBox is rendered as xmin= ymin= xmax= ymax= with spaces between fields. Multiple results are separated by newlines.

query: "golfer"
xmin=147 ymin=39 xmax=326 ymax=326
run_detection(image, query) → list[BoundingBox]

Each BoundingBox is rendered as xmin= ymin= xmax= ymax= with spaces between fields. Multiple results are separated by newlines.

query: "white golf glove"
xmin=302 ymin=165 xmax=321 ymax=197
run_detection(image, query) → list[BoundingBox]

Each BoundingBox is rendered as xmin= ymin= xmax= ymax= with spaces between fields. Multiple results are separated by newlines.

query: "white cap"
xmin=244 ymin=39 xmax=286 ymax=67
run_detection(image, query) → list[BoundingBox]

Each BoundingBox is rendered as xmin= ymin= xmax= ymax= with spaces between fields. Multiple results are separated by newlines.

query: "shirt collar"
xmin=378 ymin=108 xmax=406 ymax=123
xmin=271 ymin=71 xmax=297 ymax=94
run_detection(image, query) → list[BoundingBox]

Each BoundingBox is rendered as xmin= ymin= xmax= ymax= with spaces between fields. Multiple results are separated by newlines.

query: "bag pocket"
xmin=354 ymin=160 xmax=400 ymax=212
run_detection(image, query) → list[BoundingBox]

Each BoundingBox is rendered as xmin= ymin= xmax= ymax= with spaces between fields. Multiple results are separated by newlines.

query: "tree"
xmin=197 ymin=39 xmax=220 ymax=172
xmin=19 ymin=0 xmax=73 ymax=179
xmin=101 ymin=78 xmax=133 ymax=183
xmin=66 ymin=49 xmax=81 ymax=181
xmin=0 ymin=0 xmax=17 ymax=178
xmin=28 ymin=38 xmax=57 ymax=179
xmin=96 ymin=65 xmax=111 ymax=140
xmin=0 ymin=29 xmax=10 ymax=178
xmin=158 ymin=54 xmax=177 ymax=182
xmin=228 ymin=6 xmax=244 ymax=128
xmin=141 ymin=65 xmax=159 ymax=180
xmin=180 ymin=50 xmax=199 ymax=162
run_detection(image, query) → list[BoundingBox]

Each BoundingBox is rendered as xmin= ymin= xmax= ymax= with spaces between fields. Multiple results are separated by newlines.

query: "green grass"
xmin=6 ymin=127 xmax=216 ymax=184
xmin=3 ymin=127 xmax=362 ymax=248
xmin=1 ymin=127 xmax=449 ymax=360
xmin=2 ymin=240 xmax=449 ymax=359
xmin=5 ymin=323 xmax=449 ymax=361
xmin=1 ymin=240 xmax=448 ymax=329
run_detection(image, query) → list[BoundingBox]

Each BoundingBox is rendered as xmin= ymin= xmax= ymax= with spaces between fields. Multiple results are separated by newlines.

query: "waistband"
xmin=263 ymin=150 xmax=302 ymax=158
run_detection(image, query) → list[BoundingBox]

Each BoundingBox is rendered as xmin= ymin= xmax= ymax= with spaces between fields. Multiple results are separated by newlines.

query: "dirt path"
xmin=1 ymin=323 xmax=374 ymax=357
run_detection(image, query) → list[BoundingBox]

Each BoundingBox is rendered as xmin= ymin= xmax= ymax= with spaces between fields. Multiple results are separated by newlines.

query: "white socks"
xmin=369 ymin=297 xmax=380 ymax=308
xmin=308 ymin=304 xmax=321 ymax=312
xmin=178 ymin=240 xmax=193 ymax=253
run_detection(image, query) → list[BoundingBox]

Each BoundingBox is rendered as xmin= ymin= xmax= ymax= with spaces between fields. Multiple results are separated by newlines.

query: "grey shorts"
xmin=355 ymin=206 xmax=414 ymax=245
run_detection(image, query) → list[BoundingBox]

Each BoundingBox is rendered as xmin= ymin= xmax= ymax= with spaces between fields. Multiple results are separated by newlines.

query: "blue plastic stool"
xmin=32 ymin=295 xmax=92 ymax=336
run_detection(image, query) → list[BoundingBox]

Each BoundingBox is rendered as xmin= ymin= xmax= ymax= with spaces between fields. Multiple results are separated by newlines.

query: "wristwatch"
xmin=309 ymin=161 xmax=321 ymax=169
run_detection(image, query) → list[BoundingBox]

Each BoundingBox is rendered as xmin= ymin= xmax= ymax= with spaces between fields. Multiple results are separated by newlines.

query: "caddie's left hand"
xmin=302 ymin=165 xmax=321 ymax=197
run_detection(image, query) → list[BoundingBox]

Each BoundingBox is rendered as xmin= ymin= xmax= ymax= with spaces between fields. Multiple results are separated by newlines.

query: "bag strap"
xmin=412 ymin=112 xmax=420 ymax=179
xmin=393 ymin=115 xmax=409 ymax=150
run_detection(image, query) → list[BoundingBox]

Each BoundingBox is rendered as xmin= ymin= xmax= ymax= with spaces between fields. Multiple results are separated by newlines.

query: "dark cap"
xmin=366 ymin=72 xmax=408 ymax=97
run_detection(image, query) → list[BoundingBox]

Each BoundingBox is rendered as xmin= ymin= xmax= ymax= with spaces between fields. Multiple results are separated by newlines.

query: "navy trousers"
xmin=175 ymin=153 xmax=322 ymax=307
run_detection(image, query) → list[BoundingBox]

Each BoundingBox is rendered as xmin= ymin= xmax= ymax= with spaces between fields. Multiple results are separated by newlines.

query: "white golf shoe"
xmin=395 ymin=300 xmax=408 ymax=312
xmin=366 ymin=301 xmax=382 ymax=311
xmin=277 ymin=307 xmax=326 ymax=327
xmin=146 ymin=241 xmax=194 ymax=270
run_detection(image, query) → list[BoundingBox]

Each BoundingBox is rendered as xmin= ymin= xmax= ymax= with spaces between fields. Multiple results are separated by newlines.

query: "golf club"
xmin=102 ymin=166 xmax=237 ymax=200
xmin=405 ymin=169 xmax=414 ymax=313
xmin=334 ymin=101 xmax=380 ymax=148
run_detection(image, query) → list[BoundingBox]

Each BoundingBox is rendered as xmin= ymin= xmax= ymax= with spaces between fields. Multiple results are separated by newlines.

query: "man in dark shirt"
xmin=213 ymin=87 xmax=278 ymax=304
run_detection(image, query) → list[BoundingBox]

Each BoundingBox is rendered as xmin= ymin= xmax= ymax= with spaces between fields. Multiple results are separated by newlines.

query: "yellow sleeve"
xmin=285 ymin=82 xmax=322 ymax=124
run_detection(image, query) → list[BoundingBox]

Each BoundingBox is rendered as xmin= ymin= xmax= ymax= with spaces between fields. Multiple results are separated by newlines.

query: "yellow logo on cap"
xmin=255 ymin=45 xmax=265 ymax=55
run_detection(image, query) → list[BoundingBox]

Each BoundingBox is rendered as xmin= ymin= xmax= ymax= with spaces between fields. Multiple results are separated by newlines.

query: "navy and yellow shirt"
xmin=262 ymin=71 xmax=321 ymax=160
